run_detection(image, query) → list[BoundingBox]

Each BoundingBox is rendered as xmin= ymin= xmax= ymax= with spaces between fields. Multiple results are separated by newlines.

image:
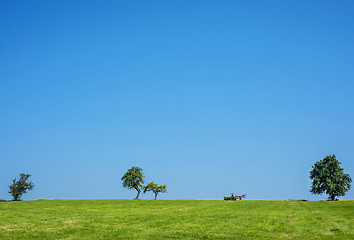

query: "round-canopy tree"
xmin=8 ymin=173 xmax=34 ymax=201
xmin=310 ymin=155 xmax=352 ymax=201
xmin=143 ymin=181 xmax=167 ymax=200
xmin=121 ymin=166 xmax=144 ymax=199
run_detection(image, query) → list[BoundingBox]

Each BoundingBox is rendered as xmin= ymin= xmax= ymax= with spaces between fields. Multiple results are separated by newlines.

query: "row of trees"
xmin=121 ymin=166 xmax=167 ymax=200
xmin=4 ymin=155 xmax=351 ymax=201
xmin=120 ymin=157 xmax=352 ymax=201
xmin=6 ymin=167 xmax=167 ymax=201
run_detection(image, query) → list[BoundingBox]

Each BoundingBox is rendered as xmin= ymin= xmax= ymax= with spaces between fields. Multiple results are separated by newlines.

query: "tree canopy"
xmin=310 ymin=155 xmax=352 ymax=201
xmin=8 ymin=173 xmax=34 ymax=201
xmin=121 ymin=166 xmax=144 ymax=199
xmin=143 ymin=181 xmax=167 ymax=200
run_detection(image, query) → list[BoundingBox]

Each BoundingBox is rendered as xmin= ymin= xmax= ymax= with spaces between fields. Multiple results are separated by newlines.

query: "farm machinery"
xmin=224 ymin=193 xmax=246 ymax=200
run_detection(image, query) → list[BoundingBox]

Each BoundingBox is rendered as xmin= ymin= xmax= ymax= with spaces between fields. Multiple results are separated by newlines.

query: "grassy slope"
xmin=0 ymin=200 xmax=353 ymax=239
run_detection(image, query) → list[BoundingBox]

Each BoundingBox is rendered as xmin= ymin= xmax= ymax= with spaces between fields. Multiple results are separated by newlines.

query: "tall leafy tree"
xmin=143 ymin=181 xmax=167 ymax=200
xmin=8 ymin=173 xmax=34 ymax=201
xmin=310 ymin=155 xmax=352 ymax=201
xmin=121 ymin=166 xmax=144 ymax=199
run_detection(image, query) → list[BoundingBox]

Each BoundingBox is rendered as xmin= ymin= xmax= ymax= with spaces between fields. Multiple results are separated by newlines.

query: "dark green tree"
xmin=121 ymin=166 xmax=144 ymax=199
xmin=143 ymin=181 xmax=167 ymax=200
xmin=310 ymin=155 xmax=352 ymax=201
xmin=8 ymin=173 xmax=34 ymax=201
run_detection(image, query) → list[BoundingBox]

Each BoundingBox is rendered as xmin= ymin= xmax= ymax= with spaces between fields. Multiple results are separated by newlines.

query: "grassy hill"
xmin=0 ymin=199 xmax=353 ymax=239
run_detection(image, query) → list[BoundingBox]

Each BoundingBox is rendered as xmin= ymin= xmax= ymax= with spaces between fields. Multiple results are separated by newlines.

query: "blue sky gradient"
xmin=1 ymin=1 xmax=353 ymax=200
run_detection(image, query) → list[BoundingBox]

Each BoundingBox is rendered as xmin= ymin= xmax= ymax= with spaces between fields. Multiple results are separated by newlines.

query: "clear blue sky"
xmin=1 ymin=0 xmax=353 ymax=201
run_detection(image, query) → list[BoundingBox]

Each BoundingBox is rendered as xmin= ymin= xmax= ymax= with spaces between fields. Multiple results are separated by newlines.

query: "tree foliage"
xmin=121 ymin=166 xmax=144 ymax=199
xmin=310 ymin=155 xmax=352 ymax=201
xmin=8 ymin=173 xmax=34 ymax=201
xmin=143 ymin=181 xmax=167 ymax=200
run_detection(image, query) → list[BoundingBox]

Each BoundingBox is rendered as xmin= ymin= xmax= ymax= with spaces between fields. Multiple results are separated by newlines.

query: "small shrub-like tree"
xmin=8 ymin=173 xmax=34 ymax=201
xmin=310 ymin=155 xmax=352 ymax=201
xmin=143 ymin=181 xmax=167 ymax=200
xmin=121 ymin=166 xmax=144 ymax=199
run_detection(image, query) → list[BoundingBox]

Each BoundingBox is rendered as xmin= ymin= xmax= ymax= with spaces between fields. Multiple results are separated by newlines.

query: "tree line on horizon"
xmin=2 ymin=155 xmax=352 ymax=201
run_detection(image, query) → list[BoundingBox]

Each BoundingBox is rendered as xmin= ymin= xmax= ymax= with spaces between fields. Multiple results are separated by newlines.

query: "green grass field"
xmin=0 ymin=199 xmax=353 ymax=239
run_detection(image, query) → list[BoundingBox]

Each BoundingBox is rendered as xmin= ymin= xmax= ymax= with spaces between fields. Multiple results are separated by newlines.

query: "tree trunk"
xmin=330 ymin=194 xmax=336 ymax=201
xmin=154 ymin=193 xmax=158 ymax=200
xmin=135 ymin=188 xmax=141 ymax=199
xmin=13 ymin=194 xmax=19 ymax=201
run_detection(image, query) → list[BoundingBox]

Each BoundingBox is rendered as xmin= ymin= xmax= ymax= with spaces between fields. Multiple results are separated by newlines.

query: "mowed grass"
xmin=0 ymin=199 xmax=353 ymax=239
